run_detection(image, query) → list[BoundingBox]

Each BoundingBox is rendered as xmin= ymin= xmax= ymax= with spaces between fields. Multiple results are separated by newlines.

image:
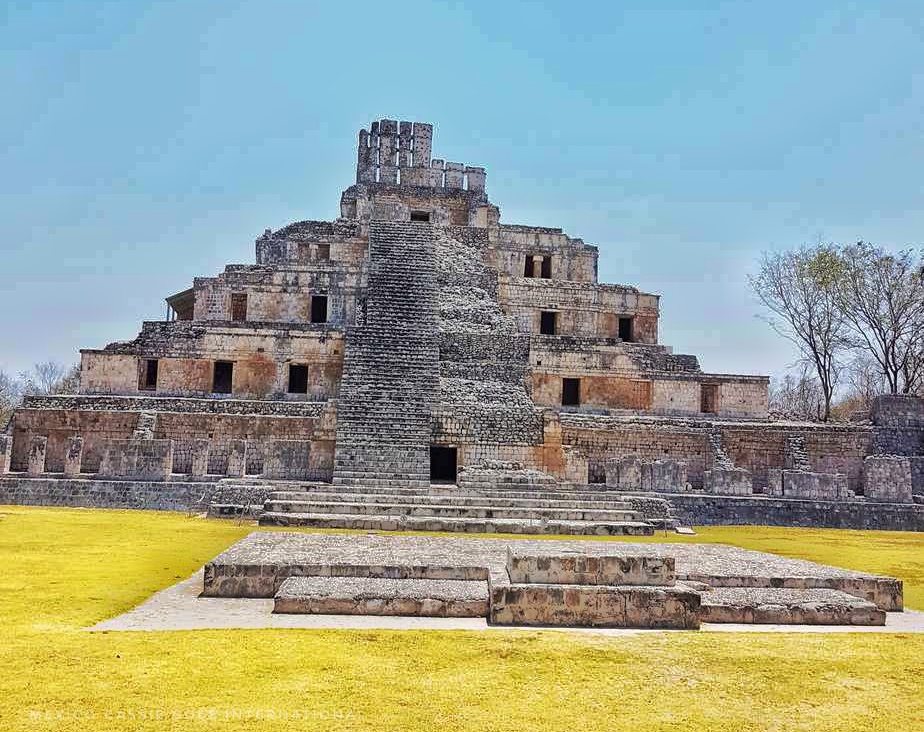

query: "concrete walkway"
xmin=89 ymin=570 xmax=924 ymax=634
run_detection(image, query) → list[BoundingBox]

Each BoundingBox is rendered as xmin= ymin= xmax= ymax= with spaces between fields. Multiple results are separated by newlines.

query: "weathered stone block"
xmin=63 ymin=436 xmax=83 ymax=477
xmin=605 ymin=456 xmax=641 ymax=490
xmin=190 ymin=439 xmax=210 ymax=477
xmin=27 ymin=436 xmax=47 ymax=476
xmin=506 ymin=548 xmax=675 ymax=586
xmin=263 ymin=440 xmax=311 ymax=480
xmin=226 ymin=440 xmax=247 ymax=477
xmin=642 ymin=459 xmax=688 ymax=492
xmin=98 ymin=439 xmax=173 ymax=481
xmin=703 ymin=467 xmax=752 ymax=496
xmin=781 ymin=470 xmax=851 ymax=501
xmin=0 ymin=435 xmax=11 ymax=474
xmin=863 ymin=455 xmax=913 ymax=504
xmin=871 ymin=394 xmax=924 ymax=427
xmin=767 ymin=468 xmax=783 ymax=496
xmin=699 ymin=587 xmax=885 ymax=625
xmin=489 ymin=581 xmax=700 ymax=629
xmin=273 ymin=576 xmax=488 ymax=618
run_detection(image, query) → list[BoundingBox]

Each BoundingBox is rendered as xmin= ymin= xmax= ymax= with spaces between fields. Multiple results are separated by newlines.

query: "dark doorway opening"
xmin=311 ymin=295 xmax=328 ymax=323
xmin=524 ymin=255 xmax=535 ymax=277
xmin=410 ymin=210 xmax=431 ymax=223
xmin=700 ymin=383 xmax=718 ymax=414
xmin=562 ymin=377 xmax=581 ymax=406
xmin=288 ymin=364 xmax=309 ymax=394
xmin=139 ymin=359 xmax=158 ymax=391
xmin=540 ymin=311 xmax=557 ymax=335
xmin=618 ymin=317 xmax=633 ymax=342
xmin=430 ymin=446 xmax=458 ymax=483
xmin=540 ymin=256 xmax=552 ymax=279
xmin=213 ymin=361 xmax=233 ymax=394
xmin=230 ymin=293 xmax=248 ymax=322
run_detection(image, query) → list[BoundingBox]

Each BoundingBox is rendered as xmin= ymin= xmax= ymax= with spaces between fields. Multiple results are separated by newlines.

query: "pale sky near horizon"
xmin=2 ymin=1 xmax=922 ymax=379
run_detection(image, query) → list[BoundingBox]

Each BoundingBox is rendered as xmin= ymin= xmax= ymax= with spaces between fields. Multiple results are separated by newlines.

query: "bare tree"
xmin=836 ymin=243 xmax=924 ymax=394
xmin=830 ymin=354 xmax=890 ymax=419
xmin=768 ymin=364 xmax=825 ymax=420
xmin=19 ymin=361 xmax=81 ymax=397
xmin=750 ymin=245 xmax=848 ymax=421
xmin=0 ymin=370 xmax=23 ymax=426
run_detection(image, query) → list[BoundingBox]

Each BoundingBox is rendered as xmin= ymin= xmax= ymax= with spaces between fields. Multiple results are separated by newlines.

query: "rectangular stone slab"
xmin=489 ymin=582 xmax=700 ymax=629
xmin=274 ymin=576 xmax=488 ymax=617
xmin=506 ymin=547 xmax=675 ymax=586
xmin=699 ymin=587 xmax=886 ymax=625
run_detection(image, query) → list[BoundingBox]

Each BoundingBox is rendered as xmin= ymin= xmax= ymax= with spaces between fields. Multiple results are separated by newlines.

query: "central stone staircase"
xmin=332 ymin=221 xmax=440 ymax=489
xmin=257 ymin=482 xmax=667 ymax=535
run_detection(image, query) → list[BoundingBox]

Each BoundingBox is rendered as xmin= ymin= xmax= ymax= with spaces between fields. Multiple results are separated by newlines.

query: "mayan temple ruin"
xmin=1 ymin=118 xmax=922 ymax=538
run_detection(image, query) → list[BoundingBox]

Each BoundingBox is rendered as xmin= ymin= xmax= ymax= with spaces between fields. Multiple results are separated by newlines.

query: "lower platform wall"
xmin=0 ymin=477 xmax=217 ymax=511
xmin=562 ymin=418 xmax=884 ymax=492
xmin=2 ymin=477 xmax=922 ymax=531
xmin=9 ymin=408 xmax=335 ymax=480
xmin=663 ymin=493 xmax=924 ymax=532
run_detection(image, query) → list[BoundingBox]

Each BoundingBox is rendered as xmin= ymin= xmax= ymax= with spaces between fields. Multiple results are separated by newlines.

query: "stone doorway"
xmin=430 ymin=446 xmax=458 ymax=484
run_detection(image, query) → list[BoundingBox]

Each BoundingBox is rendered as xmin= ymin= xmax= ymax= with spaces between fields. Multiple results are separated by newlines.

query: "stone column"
xmin=226 ymin=440 xmax=247 ymax=478
xmin=0 ymin=435 xmax=11 ymax=474
xmin=27 ymin=436 xmax=47 ymax=476
xmin=190 ymin=440 xmax=210 ymax=478
xmin=63 ymin=436 xmax=83 ymax=477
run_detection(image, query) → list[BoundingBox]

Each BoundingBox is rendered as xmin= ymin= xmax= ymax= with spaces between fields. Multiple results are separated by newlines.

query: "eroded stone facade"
xmin=3 ymin=119 xmax=923 ymax=527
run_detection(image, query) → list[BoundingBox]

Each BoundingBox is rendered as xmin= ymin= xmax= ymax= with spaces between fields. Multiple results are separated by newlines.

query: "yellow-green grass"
xmin=1 ymin=505 xmax=923 ymax=732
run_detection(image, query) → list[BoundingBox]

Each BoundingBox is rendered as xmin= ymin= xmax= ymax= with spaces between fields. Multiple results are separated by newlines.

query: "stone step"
xmin=258 ymin=512 xmax=656 ymax=536
xmin=488 ymin=581 xmax=701 ymax=629
xmin=268 ymin=490 xmax=636 ymax=512
xmin=263 ymin=482 xmax=664 ymax=506
xmin=273 ymin=576 xmax=489 ymax=617
xmin=698 ymin=587 xmax=886 ymax=625
xmin=263 ymin=499 xmax=642 ymax=522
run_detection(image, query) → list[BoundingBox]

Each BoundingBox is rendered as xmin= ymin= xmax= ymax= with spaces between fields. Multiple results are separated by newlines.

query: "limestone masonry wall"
xmin=7 ymin=117 xmax=921 ymax=529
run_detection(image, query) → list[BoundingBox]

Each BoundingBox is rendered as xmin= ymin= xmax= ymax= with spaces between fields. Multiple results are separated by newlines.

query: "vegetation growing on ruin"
xmin=1 ymin=506 xmax=922 ymax=732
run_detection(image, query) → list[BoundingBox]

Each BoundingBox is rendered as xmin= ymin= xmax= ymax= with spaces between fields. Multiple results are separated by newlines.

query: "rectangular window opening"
xmin=139 ymin=358 xmax=158 ymax=391
xmin=562 ymin=378 xmax=581 ymax=406
xmin=287 ymin=364 xmax=309 ymax=394
xmin=311 ymin=294 xmax=328 ymax=323
xmin=316 ymin=243 xmax=331 ymax=261
xmin=410 ymin=210 xmax=431 ymax=223
xmin=524 ymin=255 xmax=535 ymax=278
xmin=212 ymin=361 xmax=233 ymax=394
xmin=700 ymin=383 xmax=718 ymax=414
xmin=540 ymin=310 xmax=557 ymax=335
xmin=540 ymin=256 xmax=552 ymax=279
xmin=618 ymin=317 xmax=634 ymax=342
xmin=230 ymin=293 xmax=248 ymax=322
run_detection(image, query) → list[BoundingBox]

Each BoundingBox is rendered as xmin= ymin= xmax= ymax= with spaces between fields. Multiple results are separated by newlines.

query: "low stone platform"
xmin=274 ymin=576 xmax=488 ymax=617
xmin=202 ymin=532 xmax=904 ymax=628
xmin=699 ymin=587 xmax=886 ymax=625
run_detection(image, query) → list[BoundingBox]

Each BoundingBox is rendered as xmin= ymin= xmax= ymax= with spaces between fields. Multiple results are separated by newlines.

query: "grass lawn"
xmin=1 ymin=505 xmax=923 ymax=731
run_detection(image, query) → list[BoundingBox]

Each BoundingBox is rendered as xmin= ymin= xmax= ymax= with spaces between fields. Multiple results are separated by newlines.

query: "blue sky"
xmin=2 ymin=0 xmax=922 ymax=378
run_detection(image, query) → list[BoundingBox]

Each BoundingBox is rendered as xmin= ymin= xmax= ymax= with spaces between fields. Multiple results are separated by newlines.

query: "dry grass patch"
xmin=0 ymin=506 xmax=922 ymax=731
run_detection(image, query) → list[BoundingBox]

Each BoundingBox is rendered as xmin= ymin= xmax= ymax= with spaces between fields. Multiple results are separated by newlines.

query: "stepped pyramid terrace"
xmin=0 ymin=118 xmax=921 ymax=537
xmin=2 ymin=118 xmax=923 ymax=629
